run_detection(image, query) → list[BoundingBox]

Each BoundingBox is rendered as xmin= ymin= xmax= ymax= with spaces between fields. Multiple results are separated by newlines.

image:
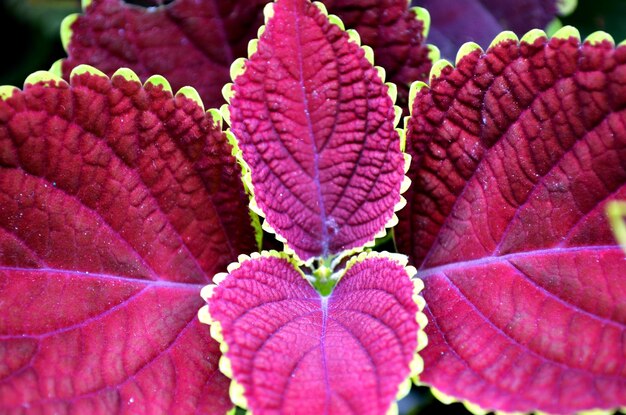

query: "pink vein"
xmin=418 ymin=244 xmax=626 ymax=330
xmin=294 ymin=8 xmax=330 ymax=257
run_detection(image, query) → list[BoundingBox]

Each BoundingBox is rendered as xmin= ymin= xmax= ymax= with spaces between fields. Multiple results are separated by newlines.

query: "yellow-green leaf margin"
xmin=220 ymin=0 xmax=413 ymax=266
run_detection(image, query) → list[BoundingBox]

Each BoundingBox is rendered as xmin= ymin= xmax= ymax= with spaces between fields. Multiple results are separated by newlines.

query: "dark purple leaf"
xmin=61 ymin=0 xmax=267 ymax=108
xmin=324 ymin=0 xmax=433 ymax=108
xmin=228 ymin=0 xmax=407 ymax=261
xmin=397 ymin=28 xmax=626 ymax=414
xmin=61 ymin=0 xmax=433 ymax=114
xmin=0 ymin=67 xmax=256 ymax=413
xmin=201 ymin=251 xmax=425 ymax=415
xmin=415 ymin=0 xmax=576 ymax=59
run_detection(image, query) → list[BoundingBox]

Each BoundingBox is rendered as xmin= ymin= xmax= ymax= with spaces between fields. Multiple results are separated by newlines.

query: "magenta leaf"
xmin=228 ymin=0 xmax=407 ymax=261
xmin=324 ymin=0 xmax=433 ymax=107
xmin=415 ymin=0 xmax=575 ymax=59
xmin=61 ymin=0 xmax=433 ymax=112
xmin=397 ymin=29 xmax=626 ymax=413
xmin=201 ymin=251 xmax=426 ymax=415
xmin=61 ymin=0 xmax=268 ymax=108
xmin=0 ymin=67 xmax=256 ymax=413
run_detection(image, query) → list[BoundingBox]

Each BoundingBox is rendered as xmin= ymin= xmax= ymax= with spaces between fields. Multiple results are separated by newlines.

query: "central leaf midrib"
xmin=320 ymin=295 xmax=331 ymax=415
xmin=294 ymin=7 xmax=330 ymax=258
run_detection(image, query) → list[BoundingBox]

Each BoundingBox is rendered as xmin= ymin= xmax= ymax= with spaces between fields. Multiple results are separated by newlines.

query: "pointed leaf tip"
xmin=229 ymin=0 xmax=405 ymax=260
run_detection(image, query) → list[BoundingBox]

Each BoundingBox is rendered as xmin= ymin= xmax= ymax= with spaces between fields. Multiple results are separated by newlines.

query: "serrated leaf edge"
xmin=408 ymin=25 xmax=626 ymax=415
xmin=200 ymin=250 xmax=428 ymax=415
xmin=223 ymin=0 xmax=411 ymax=264
xmin=606 ymin=200 xmax=626 ymax=256
xmin=420 ymin=26 xmax=618 ymax=90
xmin=423 ymin=386 xmax=624 ymax=415
xmin=12 ymin=65 xmax=261 ymax=254
xmin=198 ymin=250 xmax=308 ymax=413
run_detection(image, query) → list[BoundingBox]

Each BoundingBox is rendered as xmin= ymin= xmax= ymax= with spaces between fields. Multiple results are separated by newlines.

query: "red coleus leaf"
xmin=415 ymin=0 xmax=575 ymax=59
xmin=324 ymin=0 xmax=433 ymax=107
xmin=228 ymin=0 xmax=407 ymax=261
xmin=201 ymin=251 xmax=426 ymax=415
xmin=61 ymin=0 xmax=268 ymax=109
xmin=0 ymin=68 xmax=256 ymax=413
xmin=397 ymin=29 xmax=626 ymax=413
xmin=61 ymin=0 xmax=433 ymax=113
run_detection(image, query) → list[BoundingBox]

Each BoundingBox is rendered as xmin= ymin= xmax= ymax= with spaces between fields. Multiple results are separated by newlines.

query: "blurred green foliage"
xmin=562 ymin=0 xmax=626 ymax=41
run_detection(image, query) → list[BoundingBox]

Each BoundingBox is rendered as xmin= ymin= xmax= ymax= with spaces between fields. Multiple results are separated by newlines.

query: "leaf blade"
xmin=0 ymin=68 xmax=255 ymax=413
xmin=229 ymin=0 xmax=405 ymax=261
xmin=399 ymin=32 xmax=626 ymax=413
xmin=204 ymin=251 xmax=424 ymax=415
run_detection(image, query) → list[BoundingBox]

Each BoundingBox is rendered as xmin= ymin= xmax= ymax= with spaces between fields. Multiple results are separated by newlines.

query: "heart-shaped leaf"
xmin=227 ymin=0 xmax=408 ymax=261
xmin=415 ymin=0 xmax=576 ymax=59
xmin=397 ymin=28 xmax=626 ymax=414
xmin=60 ymin=0 xmax=268 ymax=109
xmin=200 ymin=251 xmax=426 ymax=415
xmin=0 ymin=67 xmax=256 ymax=413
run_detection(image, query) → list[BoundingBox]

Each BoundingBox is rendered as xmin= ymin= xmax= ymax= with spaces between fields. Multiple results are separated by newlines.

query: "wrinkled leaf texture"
xmin=62 ymin=0 xmax=431 ymax=111
xmin=414 ymin=0 xmax=567 ymax=59
xmin=229 ymin=0 xmax=405 ymax=261
xmin=62 ymin=0 xmax=268 ymax=109
xmin=0 ymin=70 xmax=256 ymax=413
xmin=206 ymin=252 xmax=421 ymax=415
xmin=324 ymin=0 xmax=432 ymax=108
xmin=397 ymin=32 xmax=626 ymax=414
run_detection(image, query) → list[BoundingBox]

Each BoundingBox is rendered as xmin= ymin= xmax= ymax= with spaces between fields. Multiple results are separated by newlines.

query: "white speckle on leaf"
xmin=326 ymin=217 xmax=339 ymax=235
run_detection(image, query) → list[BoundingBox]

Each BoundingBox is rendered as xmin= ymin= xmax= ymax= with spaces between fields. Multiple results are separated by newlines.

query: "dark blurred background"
xmin=0 ymin=0 xmax=624 ymax=414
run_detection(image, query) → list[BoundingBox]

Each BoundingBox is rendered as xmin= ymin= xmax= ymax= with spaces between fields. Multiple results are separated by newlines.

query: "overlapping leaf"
xmin=397 ymin=29 xmax=626 ymax=414
xmin=228 ymin=0 xmax=406 ymax=261
xmin=0 ymin=68 xmax=256 ymax=413
xmin=324 ymin=0 xmax=433 ymax=108
xmin=61 ymin=0 xmax=433 ymax=112
xmin=61 ymin=0 xmax=268 ymax=108
xmin=415 ymin=0 xmax=576 ymax=59
xmin=201 ymin=251 xmax=425 ymax=415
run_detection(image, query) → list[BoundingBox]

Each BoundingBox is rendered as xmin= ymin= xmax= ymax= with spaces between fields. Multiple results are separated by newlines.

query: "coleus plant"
xmin=1 ymin=1 xmax=625 ymax=415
